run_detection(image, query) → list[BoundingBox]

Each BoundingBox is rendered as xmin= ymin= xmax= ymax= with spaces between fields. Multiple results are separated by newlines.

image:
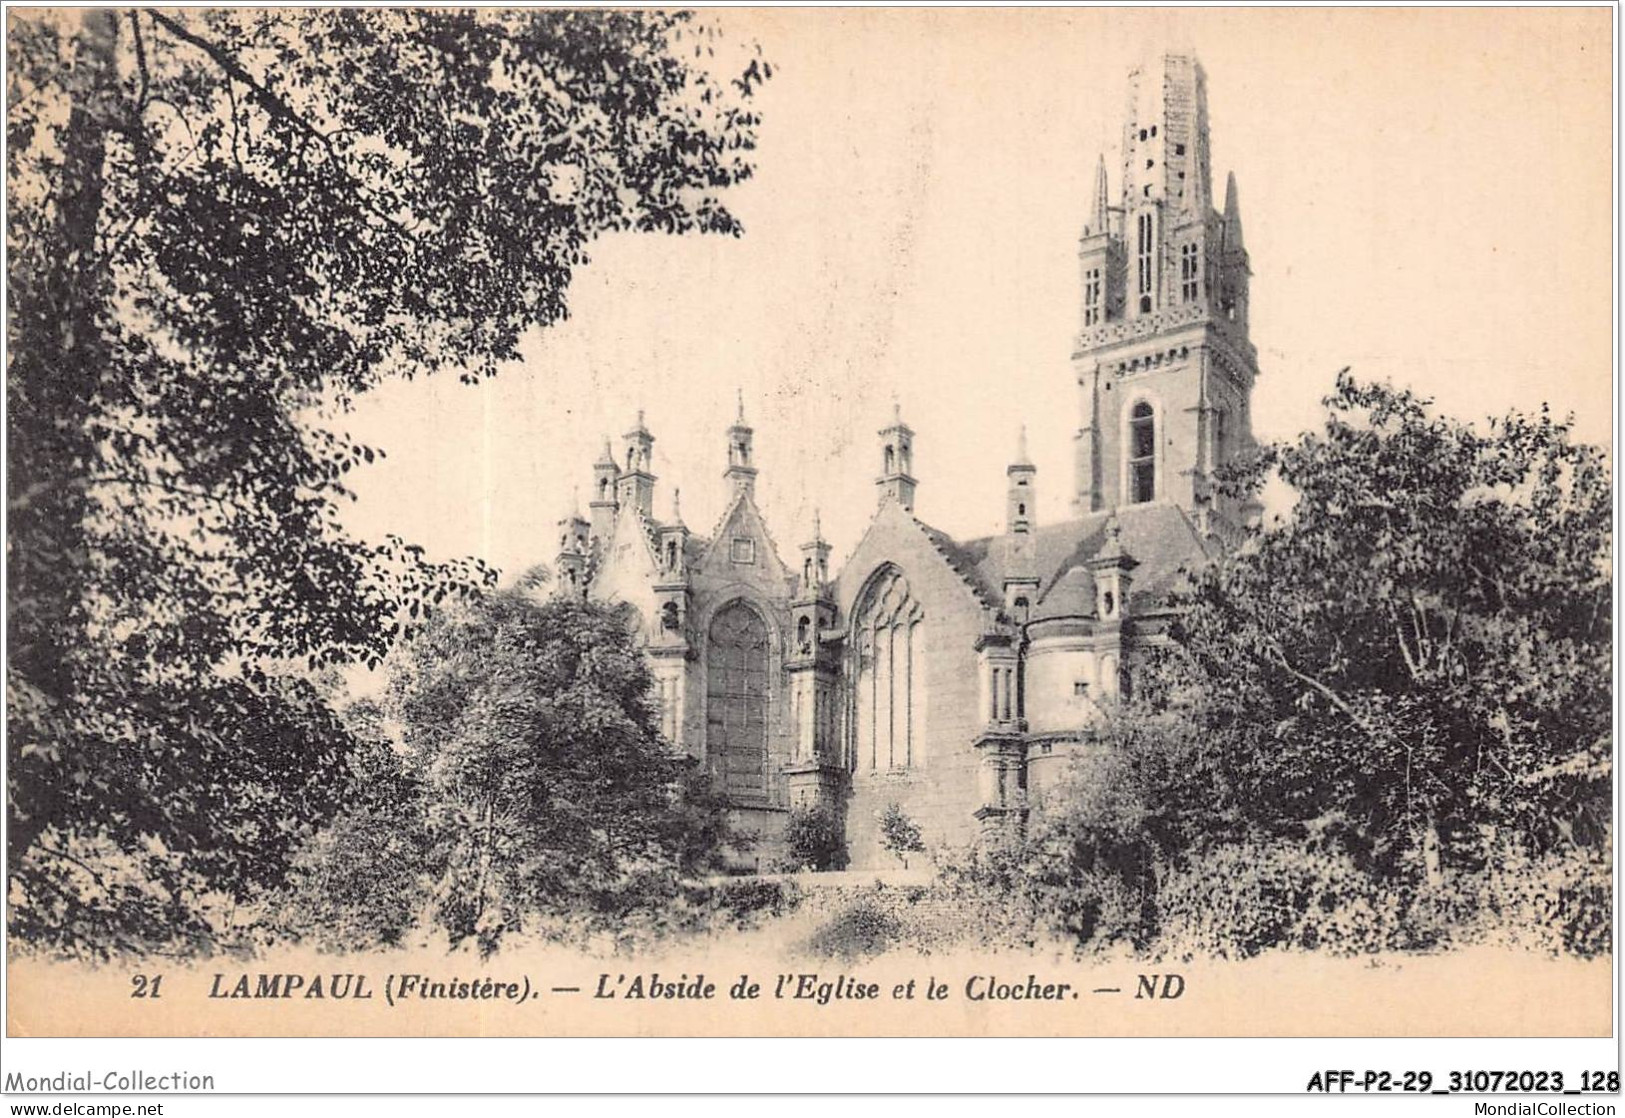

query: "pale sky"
xmin=337 ymin=7 xmax=1613 ymax=583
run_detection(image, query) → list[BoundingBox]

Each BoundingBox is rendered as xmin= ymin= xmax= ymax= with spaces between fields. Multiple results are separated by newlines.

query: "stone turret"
xmin=617 ymin=411 xmax=656 ymax=518
xmin=724 ymin=390 xmax=759 ymax=498
xmin=876 ymin=403 xmax=917 ymax=512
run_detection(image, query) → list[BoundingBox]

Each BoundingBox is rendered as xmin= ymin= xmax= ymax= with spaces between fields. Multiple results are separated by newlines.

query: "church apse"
xmin=553 ymin=50 xmax=1256 ymax=873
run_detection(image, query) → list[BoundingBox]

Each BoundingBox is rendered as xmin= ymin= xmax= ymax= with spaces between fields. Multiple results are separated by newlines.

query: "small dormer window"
xmin=730 ymin=537 xmax=756 ymax=564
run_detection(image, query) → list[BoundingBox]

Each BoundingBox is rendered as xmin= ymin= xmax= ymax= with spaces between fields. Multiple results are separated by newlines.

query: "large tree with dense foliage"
xmin=1168 ymin=373 xmax=1611 ymax=878
xmin=982 ymin=374 xmax=1611 ymax=957
xmin=7 ymin=8 xmax=767 ymax=955
xmin=283 ymin=585 xmax=732 ymax=956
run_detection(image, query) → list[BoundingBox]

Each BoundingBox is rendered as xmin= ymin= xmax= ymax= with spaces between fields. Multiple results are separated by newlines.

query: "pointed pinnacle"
xmin=1089 ymin=154 xmax=1108 ymax=234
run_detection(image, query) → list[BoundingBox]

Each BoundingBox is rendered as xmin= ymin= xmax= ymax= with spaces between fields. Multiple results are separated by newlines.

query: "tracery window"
xmin=707 ymin=602 xmax=770 ymax=799
xmin=850 ymin=568 xmax=926 ymax=771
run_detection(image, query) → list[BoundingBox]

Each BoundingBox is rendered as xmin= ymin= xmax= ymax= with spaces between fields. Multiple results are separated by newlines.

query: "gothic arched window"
xmin=1128 ymin=401 xmax=1156 ymax=504
xmin=850 ymin=568 xmax=926 ymax=771
xmin=707 ymin=602 xmax=770 ymax=799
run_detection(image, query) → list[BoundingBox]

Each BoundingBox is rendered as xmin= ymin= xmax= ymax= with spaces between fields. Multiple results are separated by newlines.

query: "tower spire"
xmin=1072 ymin=52 xmax=1260 ymax=534
xmin=1223 ymin=170 xmax=1244 ymax=250
xmin=1089 ymin=154 xmax=1108 ymax=235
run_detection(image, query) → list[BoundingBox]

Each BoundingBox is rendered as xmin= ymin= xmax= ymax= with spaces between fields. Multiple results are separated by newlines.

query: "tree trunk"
xmin=7 ymin=9 xmax=120 ymax=862
xmin=1421 ymin=814 xmax=1443 ymax=889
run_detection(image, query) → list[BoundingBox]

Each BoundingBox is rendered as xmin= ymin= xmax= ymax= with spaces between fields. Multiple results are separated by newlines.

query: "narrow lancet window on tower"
xmin=1136 ymin=212 xmax=1154 ymax=313
xmin=1128 ymin=401 xmax=1156 ymax=503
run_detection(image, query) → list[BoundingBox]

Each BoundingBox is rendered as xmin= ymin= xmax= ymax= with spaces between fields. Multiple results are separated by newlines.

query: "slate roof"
xmin=920 ymin=503 xmax=1215 ymax=621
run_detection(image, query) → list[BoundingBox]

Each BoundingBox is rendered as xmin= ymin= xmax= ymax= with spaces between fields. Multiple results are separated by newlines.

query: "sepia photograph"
xmin=2 ymin=1 xmax=1616 ymax=1089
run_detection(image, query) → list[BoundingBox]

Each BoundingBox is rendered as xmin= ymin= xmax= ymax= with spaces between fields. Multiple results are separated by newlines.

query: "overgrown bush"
xmin=1440 ymin=841 xmax=1612 ymax=958
xmin=1156 ymin=844 xmax=1410 ymax=959
xmin=780 ymin=804 xmax=848 ymax=872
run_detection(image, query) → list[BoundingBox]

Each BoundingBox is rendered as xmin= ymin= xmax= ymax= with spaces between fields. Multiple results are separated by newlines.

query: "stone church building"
xmin=550 ymin=53 xmax=1261 ymax=869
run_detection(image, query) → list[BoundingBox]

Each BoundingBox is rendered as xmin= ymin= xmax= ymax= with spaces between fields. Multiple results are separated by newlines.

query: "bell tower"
xmin=1072 ymin=53 xmax=1259 ymax=536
